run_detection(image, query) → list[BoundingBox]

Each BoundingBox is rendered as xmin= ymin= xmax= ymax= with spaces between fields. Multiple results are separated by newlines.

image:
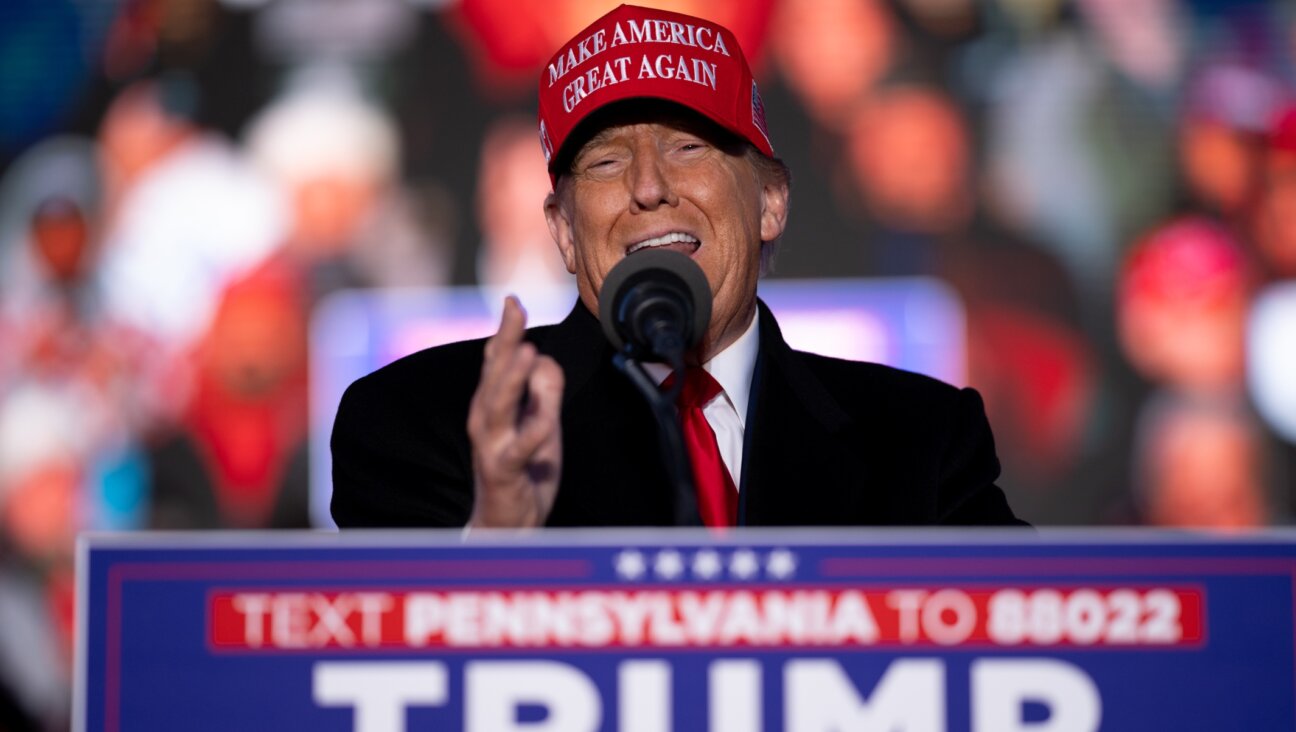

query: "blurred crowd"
xmin=2 ymin=0 xmax=1296 ymax=727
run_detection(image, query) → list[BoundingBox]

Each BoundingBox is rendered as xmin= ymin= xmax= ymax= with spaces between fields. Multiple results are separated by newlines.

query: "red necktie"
xmin=663 ymin=368 xmax=739 ymax=528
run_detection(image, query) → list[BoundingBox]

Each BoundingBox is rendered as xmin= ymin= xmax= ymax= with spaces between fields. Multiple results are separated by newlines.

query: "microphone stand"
xmin=612 ymin=351 xmax=701 ymax=526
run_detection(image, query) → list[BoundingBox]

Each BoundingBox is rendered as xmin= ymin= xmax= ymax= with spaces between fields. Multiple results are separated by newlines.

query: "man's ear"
xmin=759 ymin=179 xmax=790 ymax=243
xmin=544 ymin=190 xmax=578 ymax=274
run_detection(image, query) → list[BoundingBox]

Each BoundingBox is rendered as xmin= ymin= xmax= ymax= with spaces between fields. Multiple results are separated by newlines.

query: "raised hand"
xmin=466 ymin=296 xmax=565 ymax=529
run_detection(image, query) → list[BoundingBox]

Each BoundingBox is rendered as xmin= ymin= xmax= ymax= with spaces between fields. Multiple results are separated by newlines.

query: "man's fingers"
xmin=469 ymin=297 xmax=561 ymax=464
xmin=471 ymin=343 xmax=537 ymax=436
xmin=484 ymin=296 xmax=526 ymax=359
xmin=474 ymin=297 xmax=534 ymax=432
xmin=513 ymin=355 xmax=564 ymax=454
xmin=467 ymin=348 xmax=565 ymax=529
xmin=496 ymin=296 xmax=526 ymax=349
xmin=530 ymin=355 xmax=564 ymax=415
xmin=483 ymin=342 xmax=537 ymax=430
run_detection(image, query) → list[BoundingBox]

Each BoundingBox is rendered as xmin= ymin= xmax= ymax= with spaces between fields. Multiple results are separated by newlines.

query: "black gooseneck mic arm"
xmin=612 ymin=352 xmax=699 ymax=526
xmin=599 ymin=249 xmax=713 ymax=527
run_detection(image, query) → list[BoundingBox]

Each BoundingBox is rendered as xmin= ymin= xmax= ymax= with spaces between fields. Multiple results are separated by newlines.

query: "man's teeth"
xmin=627 ymin=232 xmax=699 ymax=254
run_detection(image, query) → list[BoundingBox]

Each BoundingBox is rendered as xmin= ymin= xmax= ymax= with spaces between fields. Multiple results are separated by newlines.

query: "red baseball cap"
xmin=537 ymin=4 xmax=774 ymax=184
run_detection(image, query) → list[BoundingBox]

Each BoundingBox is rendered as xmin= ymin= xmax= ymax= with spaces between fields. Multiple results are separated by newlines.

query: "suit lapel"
xmin=537 ymin=304 xmax=676 ymax=526
xmin=740 ymin=300 xmax=864 ymax=526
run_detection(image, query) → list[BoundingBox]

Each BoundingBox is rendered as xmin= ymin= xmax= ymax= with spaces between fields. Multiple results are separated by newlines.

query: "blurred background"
xmin=2 ymin=0 xmax=1296 ymax=726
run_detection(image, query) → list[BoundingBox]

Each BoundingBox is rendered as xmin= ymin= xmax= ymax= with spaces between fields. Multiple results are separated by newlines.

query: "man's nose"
xmin=629 ymin=152 xmax=678 ymax=212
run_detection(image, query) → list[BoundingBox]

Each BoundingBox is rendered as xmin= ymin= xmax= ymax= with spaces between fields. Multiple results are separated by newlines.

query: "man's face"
xmin=545 ymin=112 xmax=788 ymax=361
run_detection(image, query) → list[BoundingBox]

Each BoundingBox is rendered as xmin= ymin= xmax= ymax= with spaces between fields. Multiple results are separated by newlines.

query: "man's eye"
xmin=590 ymin=158 xmax=616 ymax=168
xmin=577 ymin=158 xmax=614 ymax=174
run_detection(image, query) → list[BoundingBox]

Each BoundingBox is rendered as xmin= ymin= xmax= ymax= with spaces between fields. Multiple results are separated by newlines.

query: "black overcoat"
xmin=330 ymin=300 xmax=1026 ymax=528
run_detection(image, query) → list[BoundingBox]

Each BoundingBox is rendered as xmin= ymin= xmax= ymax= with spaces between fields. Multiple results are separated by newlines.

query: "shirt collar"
xmin=706 ymin=310 xmax=759 ymax=426
xmin=643 ymin=310 xmax=760 ymax=426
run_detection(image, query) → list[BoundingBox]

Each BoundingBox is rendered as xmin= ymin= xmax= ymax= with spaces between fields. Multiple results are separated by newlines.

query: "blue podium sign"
xmin=77 ymin=530 xmax=1295 ymax=731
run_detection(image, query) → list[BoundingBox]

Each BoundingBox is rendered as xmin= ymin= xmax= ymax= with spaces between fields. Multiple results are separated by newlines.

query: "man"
xmin=331 ymin=4 xmax=1025 ymax=529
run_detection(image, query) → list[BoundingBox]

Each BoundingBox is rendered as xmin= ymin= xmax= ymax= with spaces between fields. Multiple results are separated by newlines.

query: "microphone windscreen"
xmin=598 ymin=249 xmax=712 ymax=352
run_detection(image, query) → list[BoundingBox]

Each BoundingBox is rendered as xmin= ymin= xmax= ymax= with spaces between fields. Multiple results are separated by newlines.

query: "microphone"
xmin=598 ymin=249 xmax=712 ymax=366
xmin=600 ymin=249 xmax=712 ymax=525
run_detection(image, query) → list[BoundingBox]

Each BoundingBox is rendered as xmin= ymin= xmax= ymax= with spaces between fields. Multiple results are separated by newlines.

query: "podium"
xmin=76 ymin=529 xmax=1295 ymax=730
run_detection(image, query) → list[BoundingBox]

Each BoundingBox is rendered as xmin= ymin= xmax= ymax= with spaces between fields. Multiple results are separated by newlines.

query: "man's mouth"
xmin=626 ymin=232 xmax=700 ymax=256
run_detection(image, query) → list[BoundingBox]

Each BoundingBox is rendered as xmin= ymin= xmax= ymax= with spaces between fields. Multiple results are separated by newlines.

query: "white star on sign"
xmin=691 ymin=549 xmax=723 ymax=580
xmin=766 ymin=549 xmax=798 ymax=579
xmin=729 ymin=549 xmax=760 ymax=580
xmin=654 ymin=549 xmax=685 ymax=580
xmin=614 ymin=549 xmax=646 ymax=580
